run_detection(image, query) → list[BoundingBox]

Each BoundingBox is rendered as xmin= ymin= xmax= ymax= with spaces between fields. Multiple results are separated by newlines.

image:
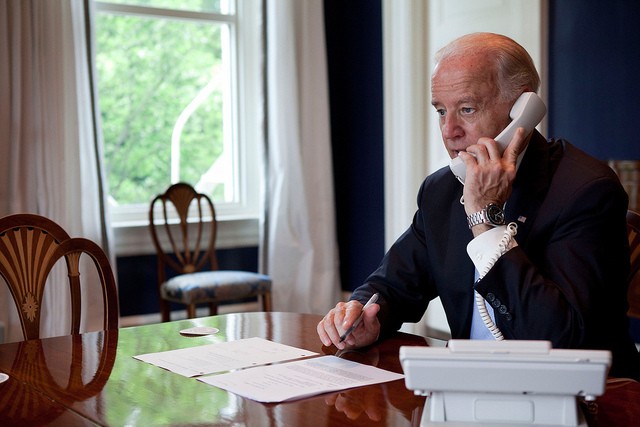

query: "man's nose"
xmin=441 ymin=115 xmax=463 ymax=139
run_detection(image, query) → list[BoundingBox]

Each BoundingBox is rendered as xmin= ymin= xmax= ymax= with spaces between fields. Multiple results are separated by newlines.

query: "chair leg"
xmin=160 ymin=299 xmax=172 ymax=322
xmin=208 ymin=303 xmax=218 ymax=316
xmin=262 ymin=292 xmax=272 ymax=312
xmin=186 ymin=304 xmax=197 ymax=318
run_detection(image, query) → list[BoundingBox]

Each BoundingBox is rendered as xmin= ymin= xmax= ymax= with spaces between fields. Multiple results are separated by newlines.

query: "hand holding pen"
xmin=339 ymin=293 xmax=379 ymax=343
xmin=316 ymin=292 xmax=381 ymax=349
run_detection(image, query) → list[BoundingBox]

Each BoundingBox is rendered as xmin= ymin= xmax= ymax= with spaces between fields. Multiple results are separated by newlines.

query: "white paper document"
xmin=198 ymin=355 xmax=405 ymax=402
xmin=134 ymin=337 xmax=318 ymax=377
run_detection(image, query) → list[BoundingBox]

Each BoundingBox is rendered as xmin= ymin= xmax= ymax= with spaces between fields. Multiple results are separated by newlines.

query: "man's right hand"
xmin=461 ymin=126 xmax=528 ymax=216
xmin=317 ymin=300 xmax=381 ymax=350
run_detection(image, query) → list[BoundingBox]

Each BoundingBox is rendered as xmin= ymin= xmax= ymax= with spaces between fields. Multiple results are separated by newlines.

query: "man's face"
xmin=431 ymin=53 xmax=513 ymax=160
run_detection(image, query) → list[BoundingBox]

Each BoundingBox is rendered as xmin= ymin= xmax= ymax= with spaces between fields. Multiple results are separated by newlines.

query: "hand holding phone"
xmin=449 ymin=92 xmax=547 ymax=184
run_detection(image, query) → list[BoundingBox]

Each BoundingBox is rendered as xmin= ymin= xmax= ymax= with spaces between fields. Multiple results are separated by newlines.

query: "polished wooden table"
xmin=0 ymin=312 xmax=638 ymax=426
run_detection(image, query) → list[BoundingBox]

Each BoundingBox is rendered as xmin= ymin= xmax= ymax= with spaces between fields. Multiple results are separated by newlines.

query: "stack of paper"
xmin=134 ymin=337 xmax=404 ymax=402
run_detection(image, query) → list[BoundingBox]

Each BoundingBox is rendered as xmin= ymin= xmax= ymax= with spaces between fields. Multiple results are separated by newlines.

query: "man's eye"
xmin=436 ymin=109 xmax=446 ymax=117
xmin=461 ymin=107 xmax=474 ymax=114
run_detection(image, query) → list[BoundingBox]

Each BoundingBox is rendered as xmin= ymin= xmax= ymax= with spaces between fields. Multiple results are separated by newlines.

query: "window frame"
xmin=94 ymin=0 xmax=264 ymax=255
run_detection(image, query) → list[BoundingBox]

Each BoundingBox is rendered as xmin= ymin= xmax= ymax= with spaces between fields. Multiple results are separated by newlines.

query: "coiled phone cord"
xmin=476 ymin=222 xmax=518 ymax=341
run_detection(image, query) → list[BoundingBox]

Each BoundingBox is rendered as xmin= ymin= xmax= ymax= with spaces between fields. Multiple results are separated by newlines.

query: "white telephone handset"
xmin=449 ymin=92 xmax=547 ymax=184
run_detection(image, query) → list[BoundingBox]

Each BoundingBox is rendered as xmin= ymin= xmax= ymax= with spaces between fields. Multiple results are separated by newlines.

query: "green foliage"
xmin=96 ymin=9 xmax=227 ymax=205
xmin=105 ymin=0 xmax=222 ymax=13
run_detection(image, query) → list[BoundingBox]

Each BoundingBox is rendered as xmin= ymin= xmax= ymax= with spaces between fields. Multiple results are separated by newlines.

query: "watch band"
xmin=467 ymin=210 xmax=488 ymax=228
xmin=467 ymin=203 xmax=505 ymax=229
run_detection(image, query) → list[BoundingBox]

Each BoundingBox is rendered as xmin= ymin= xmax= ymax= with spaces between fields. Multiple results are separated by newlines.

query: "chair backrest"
xmin=149 ymin=182 xmax=218 ymax=283
xmin=626 ymin=209 xmax=640 ymax=318
xmin=0 ymin=214 xmax=119 ymax=340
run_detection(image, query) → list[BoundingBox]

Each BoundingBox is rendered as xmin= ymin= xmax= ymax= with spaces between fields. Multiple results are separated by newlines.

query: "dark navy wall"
xmin=324 ymin=0 xmax=385 ymax=292
xmin=548 ymin=0 xmax=640 ymax=160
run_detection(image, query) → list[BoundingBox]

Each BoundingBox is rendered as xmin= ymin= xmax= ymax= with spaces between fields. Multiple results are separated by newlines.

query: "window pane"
xmin=95 ymin=12 xmax=234 ymax=206
xmin=101 ymin=0 xmax=231 ymax=14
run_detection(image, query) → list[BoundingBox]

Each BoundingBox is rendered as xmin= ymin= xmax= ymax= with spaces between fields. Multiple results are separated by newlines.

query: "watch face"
xmin=486 ymin=204 xmax=505 ymax=225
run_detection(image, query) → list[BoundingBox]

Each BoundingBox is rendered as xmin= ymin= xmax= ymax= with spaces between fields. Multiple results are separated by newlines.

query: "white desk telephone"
xmin=449 ymin=92 xmax=547 ymax=184
xmin=400 ymin=340 xmax=611 ymax=426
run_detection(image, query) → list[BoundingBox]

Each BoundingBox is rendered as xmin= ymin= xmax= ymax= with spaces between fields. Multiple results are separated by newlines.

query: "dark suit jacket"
xmin=353 ymin=131 xmax=640 ymax=380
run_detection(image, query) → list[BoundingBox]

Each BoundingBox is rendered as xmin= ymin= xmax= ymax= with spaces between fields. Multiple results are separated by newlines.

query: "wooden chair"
xmin=0 ymin=213 xmax=119 ymax=340
xmin=626 ymin=209 xmax=640 ymax=319
xmin=149 ymin=182 xmax=272 ymax=322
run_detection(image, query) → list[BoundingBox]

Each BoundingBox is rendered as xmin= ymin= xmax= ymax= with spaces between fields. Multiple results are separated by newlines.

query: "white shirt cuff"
xmin=466 ymin=225 xmax=518 ymax=277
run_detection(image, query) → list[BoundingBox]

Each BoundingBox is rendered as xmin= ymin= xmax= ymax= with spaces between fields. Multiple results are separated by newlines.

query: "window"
xmin=95 ymin=0 xmax=263 ymax=255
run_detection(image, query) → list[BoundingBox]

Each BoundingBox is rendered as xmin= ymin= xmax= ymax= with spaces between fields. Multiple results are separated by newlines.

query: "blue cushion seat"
xmin=161 ymin=270 xmax=272 ymax=305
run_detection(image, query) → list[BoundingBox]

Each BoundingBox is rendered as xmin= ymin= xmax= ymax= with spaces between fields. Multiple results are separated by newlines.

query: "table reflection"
xmin=0 ymin=332 xmax=116 ymax=426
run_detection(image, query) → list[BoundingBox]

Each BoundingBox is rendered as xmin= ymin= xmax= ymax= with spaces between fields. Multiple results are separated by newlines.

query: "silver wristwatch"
xmin=467 ymin=203 xmax=505 ymax=229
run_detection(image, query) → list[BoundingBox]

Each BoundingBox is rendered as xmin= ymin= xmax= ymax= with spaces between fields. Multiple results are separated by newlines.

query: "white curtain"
xmin=0 ymin=0 xmax=113 ymax=343
xmin=265 ymin=0 xmax=341 ymax=313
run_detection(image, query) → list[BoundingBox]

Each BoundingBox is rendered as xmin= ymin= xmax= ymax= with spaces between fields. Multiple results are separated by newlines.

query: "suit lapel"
xmin=506 ymin=132 xmax=555 ymax=244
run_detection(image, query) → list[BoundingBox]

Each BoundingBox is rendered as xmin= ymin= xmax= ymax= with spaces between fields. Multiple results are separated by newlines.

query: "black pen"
xmin=339 ymin=293 xmax=379 ymax=343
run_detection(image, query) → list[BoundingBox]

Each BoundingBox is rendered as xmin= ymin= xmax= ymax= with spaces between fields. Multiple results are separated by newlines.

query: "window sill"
xmin=112 ymin=216 xmax=260 ymax=257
